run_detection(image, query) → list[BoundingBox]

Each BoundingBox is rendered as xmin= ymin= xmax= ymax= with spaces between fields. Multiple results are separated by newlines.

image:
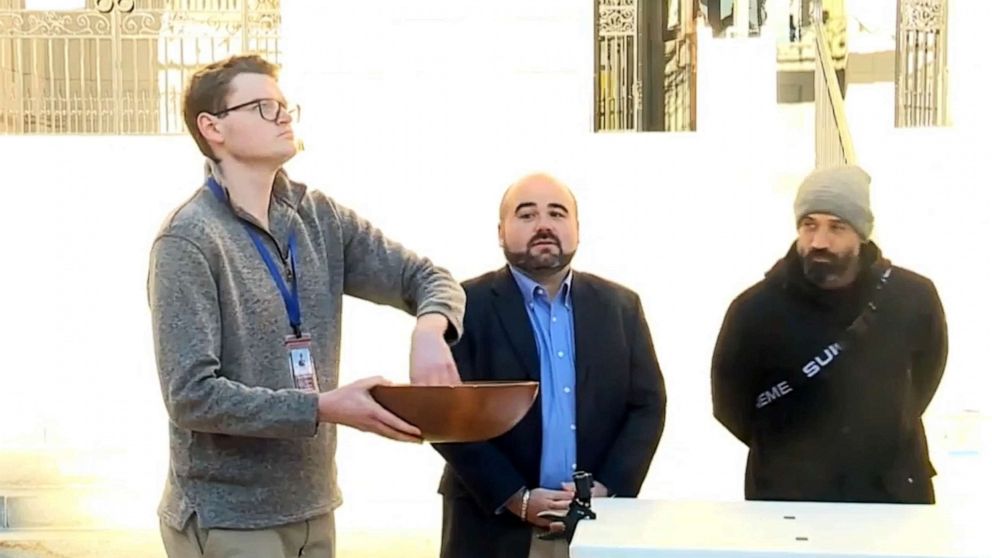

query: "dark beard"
xmin=801 ymin=248 xmax=858 ymax=287
xmin=503 ymin=236 xmax=575 ymax=280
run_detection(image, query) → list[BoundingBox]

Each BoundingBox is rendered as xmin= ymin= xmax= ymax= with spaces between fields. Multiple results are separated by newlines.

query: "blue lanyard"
xmin=206 ymin=177 xmax=303 ymax=337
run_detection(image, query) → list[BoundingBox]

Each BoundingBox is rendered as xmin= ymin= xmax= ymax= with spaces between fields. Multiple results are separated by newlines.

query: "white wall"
xmin=0 ymin=0 xmax=989 ymax=549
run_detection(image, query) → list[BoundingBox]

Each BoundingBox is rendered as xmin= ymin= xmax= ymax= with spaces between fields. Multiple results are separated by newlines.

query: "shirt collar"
xmin=508 ymin=265 xmax=573 ymax=308
xmin=203 ymin=158 xmax=304 ymax=209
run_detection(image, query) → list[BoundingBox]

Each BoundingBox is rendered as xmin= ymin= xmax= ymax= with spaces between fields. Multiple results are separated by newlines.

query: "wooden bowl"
xmin=370 ymin=381 xmax=539 ymax=443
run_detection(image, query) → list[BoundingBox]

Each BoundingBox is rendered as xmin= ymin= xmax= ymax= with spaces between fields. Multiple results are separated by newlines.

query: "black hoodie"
xmin=711 ymin=241 xmax=947 ymax=503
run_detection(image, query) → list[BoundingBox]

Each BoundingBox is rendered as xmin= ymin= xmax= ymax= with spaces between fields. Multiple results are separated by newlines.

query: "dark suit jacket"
xmin=433 ymin=267 xmax=666 ymax=558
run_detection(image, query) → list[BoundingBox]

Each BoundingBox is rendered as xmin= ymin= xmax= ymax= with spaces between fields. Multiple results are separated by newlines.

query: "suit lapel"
xmin=570 ymin=273 xmax=600 ymax=458
xmin=491 ymin=267 xmax=541 ymax=380
xmin=570 ymin=272 xmax=597 ymax=392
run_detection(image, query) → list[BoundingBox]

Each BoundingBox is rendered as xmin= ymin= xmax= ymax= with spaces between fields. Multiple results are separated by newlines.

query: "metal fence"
xmin=0 ymin=0 xmax=281 ymax=134
xmin=594 ymin=0 xmax=695 ymax=132
xmin=895 ymin=0 xmax=947 ymax=127
xmin=595 ymin=0 xmax=639 ymax=131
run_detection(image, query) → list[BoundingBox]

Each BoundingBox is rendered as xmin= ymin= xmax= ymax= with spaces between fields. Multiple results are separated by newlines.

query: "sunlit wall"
xmin=0 ymin=0 xmax=988 ymax=554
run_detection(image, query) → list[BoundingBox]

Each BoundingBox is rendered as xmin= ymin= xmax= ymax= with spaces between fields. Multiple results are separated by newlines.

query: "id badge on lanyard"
xmin=285 ymin=334 xmax=318 ymax=392
xmin=207 ymin=177 xmax=319 ymax=393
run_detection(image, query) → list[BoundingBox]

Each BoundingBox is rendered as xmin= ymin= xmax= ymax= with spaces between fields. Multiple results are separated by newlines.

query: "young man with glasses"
xmin=148 ymin=54 xmax=465 ymax=558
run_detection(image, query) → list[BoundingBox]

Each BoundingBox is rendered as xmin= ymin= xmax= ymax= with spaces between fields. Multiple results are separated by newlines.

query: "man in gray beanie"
xmin=710 ymin=164 xmax=948 ymax=504
xmin=792 ymin=164 xmax=874 ymax=288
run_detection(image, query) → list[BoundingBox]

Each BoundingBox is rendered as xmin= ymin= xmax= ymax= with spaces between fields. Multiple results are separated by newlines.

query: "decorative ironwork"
xmin=595 ymin=0 xmax=638 ymax=130
xmin=96 ymin=0 xmax=135 ymax=14
xmin=895 ymin=0 xmax=947 ymax=127
xmin=0 ymin=12 xmax=113 ymax=36
xmin=1 ymin=0 xmax=282 ymax=135
xmin=594 ymin=0 xmax=695 ymax=132
xmin=900 ymin=0 xmax=943 ymax=30
xmin=598 ymin=0 xmax=636 ymax=36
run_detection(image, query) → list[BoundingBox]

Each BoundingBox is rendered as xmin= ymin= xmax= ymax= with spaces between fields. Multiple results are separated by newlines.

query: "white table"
xmin=570 ymin=499 xmax=987 ymax=557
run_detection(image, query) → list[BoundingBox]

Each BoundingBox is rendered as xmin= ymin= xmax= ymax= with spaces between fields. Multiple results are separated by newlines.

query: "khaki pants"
xmin=160 ymin=513 xmax=334 ymax=558
xmin=528 ymin=528 xmax=569 ymax=558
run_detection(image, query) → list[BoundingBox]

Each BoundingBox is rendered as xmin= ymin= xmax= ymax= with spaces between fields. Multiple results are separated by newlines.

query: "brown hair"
xmin=182 ymin=54 xmax=279 ymax=160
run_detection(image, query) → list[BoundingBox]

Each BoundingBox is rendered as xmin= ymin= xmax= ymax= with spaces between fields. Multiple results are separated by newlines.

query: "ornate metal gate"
xmin=594 ymin=0 xmax=696 ymax=132
xmin=894 ymin=0 xmax=948 ymax=127
xmin=0 ymin=0 xmax=281 ymax=134
xmin=595 ymin=0 xmax=639 ymax=131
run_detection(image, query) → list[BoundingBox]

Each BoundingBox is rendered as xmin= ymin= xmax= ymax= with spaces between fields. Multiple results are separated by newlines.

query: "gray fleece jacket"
xmin=148 ymin=163 xmax=465 ymax=530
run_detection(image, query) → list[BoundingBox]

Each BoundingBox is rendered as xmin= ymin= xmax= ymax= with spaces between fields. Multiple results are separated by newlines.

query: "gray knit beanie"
xmin=794 ymin=164 xmax=874 ymax=239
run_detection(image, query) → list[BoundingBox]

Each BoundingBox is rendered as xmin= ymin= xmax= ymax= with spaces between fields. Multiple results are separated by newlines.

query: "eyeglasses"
xmin=212 ymin=98 xmax=301 ymax=123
